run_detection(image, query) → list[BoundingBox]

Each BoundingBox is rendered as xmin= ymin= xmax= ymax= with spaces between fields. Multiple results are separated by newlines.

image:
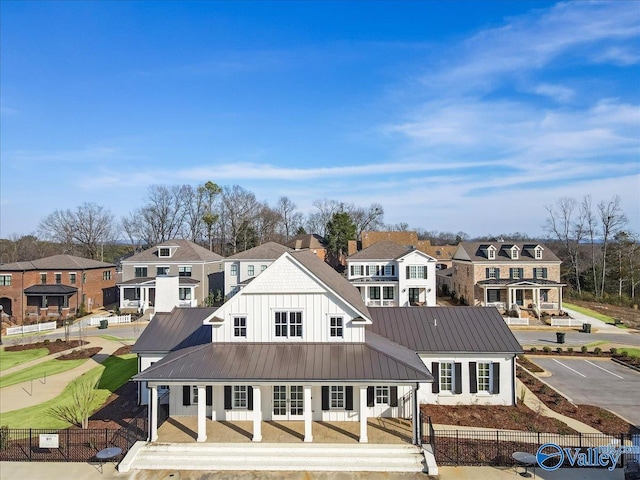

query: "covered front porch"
xmin=157 ymin=416 xmax=413 ymax=444
xmin=479 ymin=279 xmax=565 ymax=316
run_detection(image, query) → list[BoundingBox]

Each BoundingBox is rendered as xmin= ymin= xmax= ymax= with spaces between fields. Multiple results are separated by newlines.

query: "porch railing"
xmin=485 ymin=302 xmax=506 ymax=310
xmin=540 ymin=302 xmax=559 ymax=311
xmin=366 ymin=300 xmax=398 ymax=307
xmin=503 ymin=317 xmax=529 ymax=326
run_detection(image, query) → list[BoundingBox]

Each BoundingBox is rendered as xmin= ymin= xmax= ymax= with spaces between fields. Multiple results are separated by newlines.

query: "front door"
xmin=408 ymin=288 xmax=420 ymax=304
xmin=273 ymin=385 xmax=304 ymax=420
xmin=516 ymin=290 xmax=524 ymax=306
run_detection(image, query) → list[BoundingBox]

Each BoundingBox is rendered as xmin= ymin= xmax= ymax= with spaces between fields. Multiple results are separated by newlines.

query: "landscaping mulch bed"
xmin=86 ymin=381 xmax=146 ymax=430
xmin=516 ymin=355 xmax=544 ymax=372
xmin=516 ymin=367 xmax=637 ymax=434
xmin=57 ymin=346 xmax=102 ymax=361
xmin=4 ymin=339 xmax=88 ymax=355
xmin=112 ymin=345 xmax=132 ymax=356
xmin=422 ymin=403 xmax=577 ymax=434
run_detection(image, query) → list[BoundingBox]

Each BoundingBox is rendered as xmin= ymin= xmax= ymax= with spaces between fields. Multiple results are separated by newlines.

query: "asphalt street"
xmin=513 ymin=329 xmax=640 ymax=348
xmin=532 ymin=356 xmax=640 ymax=427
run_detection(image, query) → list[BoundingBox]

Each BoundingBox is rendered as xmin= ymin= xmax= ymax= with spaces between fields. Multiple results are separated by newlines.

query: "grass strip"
xmin=0 ymin=347 xmax=49 ymax=372
xmin=564 ymin=302 xmax=617 ymax=324
xmin=0 ymin=354 xmax=136 ymax=429
xmin=619 ymin=347 xmax=640 ymax=358
xmin=0 ymin=358 xmax=86 ymax=388
xmin=99 ymin=334 xmax=136 ymax=342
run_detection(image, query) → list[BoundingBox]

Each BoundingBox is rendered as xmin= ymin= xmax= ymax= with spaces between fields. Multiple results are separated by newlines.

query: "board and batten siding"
xmin=212 ymin=292 xmax=366 ymax=343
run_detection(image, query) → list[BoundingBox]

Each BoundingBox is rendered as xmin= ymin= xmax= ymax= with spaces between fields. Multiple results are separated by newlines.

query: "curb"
xmin=611 ymin=357 xmax=640 ymax=373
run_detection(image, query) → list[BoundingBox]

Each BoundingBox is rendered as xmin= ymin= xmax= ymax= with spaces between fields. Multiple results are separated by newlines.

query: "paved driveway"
xmin=532 ymin=357 xmax=640 ymax=428
xmin=514 ymin=330 xmax=640 ymax=348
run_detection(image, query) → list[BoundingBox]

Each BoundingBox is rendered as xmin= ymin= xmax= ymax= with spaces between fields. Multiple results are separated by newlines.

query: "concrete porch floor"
xmin=157 ymin=417 xmax=413 ymax=444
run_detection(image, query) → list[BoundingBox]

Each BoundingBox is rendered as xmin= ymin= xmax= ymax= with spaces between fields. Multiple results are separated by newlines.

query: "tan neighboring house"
xmin=0 ymin=255 xmax=116 ymax=324
xmin=450 ymin=241 xmax=564 ymax=316
xmin=118 ymin=239 xmax=224 ymax=314
xmin=285 ymin=234 xmax=328 ymax=262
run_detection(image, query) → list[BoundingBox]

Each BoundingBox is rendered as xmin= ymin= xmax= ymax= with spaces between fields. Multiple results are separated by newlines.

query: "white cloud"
xmin=532 ymin=83 xmax=575 ymax=103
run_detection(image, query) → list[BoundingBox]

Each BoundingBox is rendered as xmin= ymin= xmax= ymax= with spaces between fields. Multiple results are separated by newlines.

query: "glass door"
xmin=273 ymin=385 xmax=304 ymax=420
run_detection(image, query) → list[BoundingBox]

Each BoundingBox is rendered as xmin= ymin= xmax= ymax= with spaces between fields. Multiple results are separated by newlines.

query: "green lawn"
xmin=0 ymin=354 xmax=137 ymax=429
xmin=0 ymin=347 xmax=49 ymax=372
xmin=564 ymin=302 xmax=618 ymax=324
xmin=619 ymin=347 xmax=640 ymax=358
xmin=99 ymin=334 xmax=136 ymax=342
xmin=0 ymin=357 xmax=87 ymax=388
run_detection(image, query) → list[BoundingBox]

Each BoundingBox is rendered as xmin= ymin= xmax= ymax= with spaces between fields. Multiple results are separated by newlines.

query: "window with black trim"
xmin=370 ymin=286 xmax=381 ymax=300
xmin=234 ymin=317 xmax=247 ymax=337
xmin=248 ymin=265 xmax=254 ymax=277
xmin=330 ymin=386 xmax=344 ymax=409
xmin=233 ymin=386 xmax=248 ymax=408
xmin=40 ymin=273 xmax=47 ymax=284
xmin=103 ymin=270 xmax=112 ymax=280
xmin=383 ymin=286 xmax=394 ymax=300
xmin=179 ymin=266 xmax=192 ymax=277
xmin=0 ymin=275 xmax=11 ymax=286
xmin=274 ymin=311 xmax=302 ymax=338
xmin=179 ymin=288 xmax=191 ymax=301
xmin=158 ymin=247 xmax=171 ymax=258
xmin=157 ymin=266 xmax=169 ymax=276
xmin=330 ymin=316 xmax=343 ymax=337
xmin=134 ymin=267 xmax=147 ymax=278
xmin=230 ymin=264 xmax=238 ymax=276
xmin=440 ymin=362 xmax=453 ymax=392
xmin=69 ymin=273 xmax=76 ymax=285
xmin=55 ymin=273 xmax=62 ymax=284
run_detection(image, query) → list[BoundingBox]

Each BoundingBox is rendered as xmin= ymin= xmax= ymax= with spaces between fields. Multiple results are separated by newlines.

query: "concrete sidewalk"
xmin=562 ymin=306 xmax=629 ymax=334
xmin=0 ymin=336 xmax=128 ymax=414
xmin=0 ymin=462 xmax=626 ymax=479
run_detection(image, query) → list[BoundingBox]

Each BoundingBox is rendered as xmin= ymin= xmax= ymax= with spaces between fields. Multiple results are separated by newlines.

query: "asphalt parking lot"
xmin=532 ymin=357 xmax=640 ymax=428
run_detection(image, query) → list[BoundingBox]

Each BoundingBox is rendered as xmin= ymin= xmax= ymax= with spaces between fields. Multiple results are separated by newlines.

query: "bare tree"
xmin=48 ymin=379 xmax=98 ymax=429
xmin=133 ymin=184 xmax=189 ymax=245
xmin=255 ymin=202 xmax=281 ymax=244
xmin=39 ymin=203 xmax=115 ymax=259
xmin=346 ymin=203 xmax=385 ymax=239
xmin=545 ymin=197 xmax=588 ymax=294
xmin=221 ymin=185 xmax=260 ymax=254
xmin=276 ymin=196 xmax=302 ymax=241
xmin=597 ymin=196 xmax=628 ymax=297
xmin=305 ymin=199 xmax=341 ymax=238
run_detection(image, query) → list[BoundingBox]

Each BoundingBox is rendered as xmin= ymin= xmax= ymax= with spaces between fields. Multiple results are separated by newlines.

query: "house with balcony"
xmin=0 ymin=255 xmax=116 ymax=324
xmin=223 ymin=242 xmax=292 ymax=298
xmin=346 ymin=241 xmax=437 ymax=307
xmin=129 ymin=249 xmax=521 ymax=466
xmin=117 ymin=239 xmax=224 ymax=314
xmin=450 ymin=241 xmax=564 ymax=316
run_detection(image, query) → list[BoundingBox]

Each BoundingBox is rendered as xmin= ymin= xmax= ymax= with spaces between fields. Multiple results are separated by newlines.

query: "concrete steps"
xmin=119 ymin=442 xmax=426 ymax=473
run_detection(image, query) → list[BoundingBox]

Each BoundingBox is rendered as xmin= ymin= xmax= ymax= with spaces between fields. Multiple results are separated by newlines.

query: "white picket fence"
xmin=551 ymin=318 xmax=585 ymax=327
xmin=6 ymin=321 xmax=57 ymax=336
xmin=503 ymin=317 xmax=529 ymax=326
xmin=85 ymin=314 xmax=132 ymax=327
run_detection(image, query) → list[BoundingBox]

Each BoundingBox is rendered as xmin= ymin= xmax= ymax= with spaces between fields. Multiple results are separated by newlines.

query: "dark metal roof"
xmin=132 ymin=307 xmax=214 ymax=353
xmin=348 ymin=241 xmax=414 ymax=261
xmin=117 ymin=277 xmax=200 ymax=286
xmin=455 ymin=242 xmax=560 ymax=262
xmin=134 ymin=338 xmax=432 ymax=383
xmin=23 ymin=285 xmax=78 ymax=295
xmin=368 ymin=306 xmax=523 ymax=354
xmin=477 ymin=279 xmax=564 ymax=286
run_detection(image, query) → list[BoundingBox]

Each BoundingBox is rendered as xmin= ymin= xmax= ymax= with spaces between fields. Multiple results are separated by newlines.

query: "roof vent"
xmin=434 ymin=318 xmax=437 ymax=327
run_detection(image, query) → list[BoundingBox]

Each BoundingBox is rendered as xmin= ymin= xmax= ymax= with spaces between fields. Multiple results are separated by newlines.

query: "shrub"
xmin=610 ymin=347 xmax=618 ymax=355
xmin=543 ymin=346 xmax=551 ymax=353
xmin=556 ymin=347 xmax=563 ymax=353
xmin=530 ymin=347 xmax=537 ymax=353
xmin=581 ymin=346 xmax=588 ymax=354
xmin=55 ymin=338 xmax=62 ymax=343
xmin=594 ymin=347 xmax=602 ymax=356
xmin=43 ymin=339 xmax=50 ymax=345
xmin=621 ymin=350 xmax=630 ymax=358
xmin=567 ymin=347 xmax=574 ymax=353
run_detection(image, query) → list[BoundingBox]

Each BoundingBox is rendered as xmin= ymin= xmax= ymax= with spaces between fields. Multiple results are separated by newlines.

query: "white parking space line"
xmin=552 ymin=358 xmax=586 ymax=377
xmin=584 ymin=360 xmax=624 ymax=379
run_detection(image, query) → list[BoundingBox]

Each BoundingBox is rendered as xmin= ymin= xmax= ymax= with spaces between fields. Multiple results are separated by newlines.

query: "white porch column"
xmin=150 ymin=385 xmax=158 ymax=441
xmin=252 ymin=386 xmax=262 ymax=442
xmin=197 ymin=385 xmax=207 ymax=442
xmin=359 ymin=386 xmax=368 ymax=443
xmin=483 ymin=287 xmax=487 ymax=305
xmin=559 ymin=286 xmax=563 ymax=312
xmin=303 ymin=385 xmax=313 ymax=442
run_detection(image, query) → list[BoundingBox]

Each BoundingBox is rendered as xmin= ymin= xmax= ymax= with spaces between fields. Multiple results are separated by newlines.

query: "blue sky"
xmin=1 ymin=1 xmax=639 ymax=238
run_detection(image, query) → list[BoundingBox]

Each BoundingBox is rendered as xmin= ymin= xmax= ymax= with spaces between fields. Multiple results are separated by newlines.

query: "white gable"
xmin=242 ymin=254 xmax=324 ymax=294
xmin=397 ymin=249 xmax=436 ymax=264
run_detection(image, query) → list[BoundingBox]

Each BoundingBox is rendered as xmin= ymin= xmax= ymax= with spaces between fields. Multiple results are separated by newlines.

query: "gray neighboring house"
xmin=223 ymin=242 xmax=292 ymax=297
xmin=118 ymin=239 xmax=224 ymax=314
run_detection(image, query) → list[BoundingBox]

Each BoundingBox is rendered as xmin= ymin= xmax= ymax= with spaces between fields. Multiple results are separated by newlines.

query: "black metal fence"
xmin=0 ymin=410 xmax=148 ymax=463
xmin=421 ymin=414 xmax=639 ymax=467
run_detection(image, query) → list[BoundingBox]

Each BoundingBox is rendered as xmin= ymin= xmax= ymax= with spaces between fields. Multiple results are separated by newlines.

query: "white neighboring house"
xmin=223 ymin=242 xmax=292 ymax=298
xmin=118 ymin=239 xmax=224 ymax=314
xmin=133 ymin=250 xmax=522 ymax=445
xmin=346 ymin=241 xmax=437 ymax=307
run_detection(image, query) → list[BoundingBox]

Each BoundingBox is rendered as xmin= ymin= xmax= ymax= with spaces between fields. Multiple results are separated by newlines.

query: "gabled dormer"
xmin=480 ymin=244 xmax=497 ymax=260
xmin=523 ymin=244 xmax=544 ymax=259
xmin=502 ymin=244 xmax=519 ymax=260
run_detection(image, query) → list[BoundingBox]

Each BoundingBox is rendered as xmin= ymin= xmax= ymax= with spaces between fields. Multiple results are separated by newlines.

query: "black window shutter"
xmin=350 ymin=265 xmax=354 ymax=276
xmin=509 ymin=268 xmax=514 ymax=279
xmin=390 ymin=386 xmax=398 ymax=407
xmin=431 ymin=362 xmax=440 ymax=393
xmin=491 ymin=363 xmax=500 ymax=394
xmin=533 ymin=268 xmax=538 ymax=278
xmin=321 ymin=386 xmax=329 ymax=410
xmin=224 ymin=386 xmax=232 ymax=410
xmin=519 ymin=268 xmax=524 ymax=278
xmin=454 ymin=363 xmax=462 ymax=394
xmin=406 ymin=266 xmax=410 ymax=278
xmin=183 ymin=385 xmax=191 ymax=406
xmin=248 ymin=386 xmax=254 ymax=411
xmin=366 ymin=265 xmax=369 ymax=275
xmin=495 ymin=269 xmax=500 ymax=279
xmin=469 ymin=362 xmax=478 ymax=393
xmin=206 ymin=386 xmax=213 ymax=406
xmin=367 ymin=386 xmax=374 ymax=407
xmin=486 ymin=268 xmax=490 ymax=279
xmin=391 ymin=265 xmax=395 ymax=276
xmin=345 ymin=386 xmax=354 ymax=411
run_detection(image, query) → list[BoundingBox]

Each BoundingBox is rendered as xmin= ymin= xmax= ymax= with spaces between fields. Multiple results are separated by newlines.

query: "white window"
xmin=233 ymin=386 xmax=248 ymax=409
xmin=375 ymin=386 xmax=389 ymax=405
xmin=0 ymin=275 xmax=11 ymax=286
xmin=330 ymin=316 xmax=343 ymax=337
xmin=274 ymin=311 xmax=303 ymax=338
xmin=477 ymin=363 xmax=491 ymax=393
xmin=179 ymin=266 xmax=192 ymax=277
xmin=330 ymin=386 xmax=344 ymax=409
xmin=440 ymin=362 xmax=453 ymax=392
xmin=157 ymin=266 xmax=170 ymax=276
xmin=234 ymin=317 xmax=247 ymax=337
xmin=488 ymin=247 xmax=496 ymax=260
xmin=248 ymin=265 xmax=255 ymax=277
xmin=511 ymin=247 xmax=519 ymax=259
xmin=40 ymin=273 xmax=47 ymax=284
xmin=261 ymin=265 xmax=267 ymax=272
xmin=69 ymin=273 xmax=76 ymax=285
xmin=179 ymin=288 xmax=192 ymax=301
xmin=351 ymin=265 xmax=363 ymax=276
xmin=134 ymin=267 xmax=147 ymax=278
xmin=487 ymin=268 xmax=498 ymax=279
xmin=158 ymin=247 xmax=171 ymax=258
xmin=535 ymin=247 xmax=543 ymax=259
xmin=230 ymin=264 xmax=238 ymax=276
xmin=102 ymin=270 xmax=112 ymax=280
xmin=192 ymin=386 xmax=199 ymax=404
xmin=408 ymin=265 xmax=427 ymax=279
xmin=368 ymin=264 xmax=379 ymax=276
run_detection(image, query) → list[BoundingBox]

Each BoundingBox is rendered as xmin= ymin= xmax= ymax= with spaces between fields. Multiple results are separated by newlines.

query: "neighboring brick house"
xmin=346 ymin=241 xmax=437 ymax=307
xmin=223 ymin=242 xmax=292 ymax=298
xmin=450 ymin=242 xmax=564 ymax=315
xmin=285 ymin=234 xmax=335 ymax=264
xmin=0 ymin=255 xmax=116 ymax=324
xmin=118 ymin=239 xmax=224 ymax=314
